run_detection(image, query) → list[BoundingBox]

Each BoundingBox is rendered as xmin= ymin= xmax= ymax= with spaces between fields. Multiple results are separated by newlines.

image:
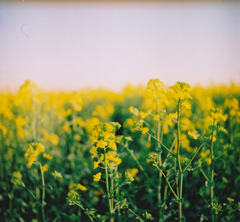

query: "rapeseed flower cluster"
xmin=90 ymin=122 xmax=122 ymax=181
xmin=25 ymin=142 xmax=46 ymax=167
xmin=169 ymin=81 xmax=192 ymax=101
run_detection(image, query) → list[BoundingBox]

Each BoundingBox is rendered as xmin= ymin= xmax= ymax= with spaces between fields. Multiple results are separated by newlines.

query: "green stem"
xmin=155 ymin=165 xmax=178 ymax=200
xmin=177 ymin=99 xmax=183 ymax=221
xmin=124 ymin=144 xmax=150 ymax=181
xmin=183 ymin=143 xmax=205 ymax=173
xmin=110 ymin=169 xmax=114 ymax=216
xmin=39 ymin=164 xmax=46 ymax=222
xmin=104 ymin=148 xmax=114 ymax=222
xmin=146 ymin=132 xmax=175 ymax=156
xmin=116 ymin=178 xmax=121 ymax=222
xmin=200 ymin=168 xmax=209 ymax=181
xmin=74 ymin=202 xmax=94 ymax=222
xmin=210 ymin=130 xmax=215 ymax=222
xmin=22 ymin=183 xmax=41 ymax=205
xmin=157 ymin=100 xmax=163 ymax=221
xmin=128 ymin=208 xmax=144 ymax=222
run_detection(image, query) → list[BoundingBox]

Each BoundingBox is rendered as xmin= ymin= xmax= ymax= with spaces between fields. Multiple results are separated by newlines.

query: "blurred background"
xmin=0 ymin=0 xmax=240 ymax=92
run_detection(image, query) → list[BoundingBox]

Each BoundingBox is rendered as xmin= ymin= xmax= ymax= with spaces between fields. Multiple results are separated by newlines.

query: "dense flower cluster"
xmin=90 ymin=122 xmax=122 ymax=181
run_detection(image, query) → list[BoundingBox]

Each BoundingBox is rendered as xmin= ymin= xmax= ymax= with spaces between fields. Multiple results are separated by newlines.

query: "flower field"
xmin=0 ymin=79 xmax=240 ymax=221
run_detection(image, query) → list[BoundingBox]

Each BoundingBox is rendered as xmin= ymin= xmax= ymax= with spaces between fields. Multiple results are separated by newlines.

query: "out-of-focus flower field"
xmin=0 ymin=80 xmax=240 ymax=221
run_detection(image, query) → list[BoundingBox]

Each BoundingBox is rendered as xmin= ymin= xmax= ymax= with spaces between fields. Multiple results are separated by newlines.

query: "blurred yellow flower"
xmin=42 ymin=164 xmax=48 ymax=172
xmin=48 ymin=133 xmax=59 ymax=145
xmin=43 ymin=153 xmax=52 ymax=160
xmin=52 ymin=171 xmax=62 ymax=179
xmin=93 ymin=172 xmax=101 ymax=182
xmin=77 ymin=183 xmax=87 ymax=191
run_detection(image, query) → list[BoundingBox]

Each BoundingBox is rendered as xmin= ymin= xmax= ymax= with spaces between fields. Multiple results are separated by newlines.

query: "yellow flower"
xmin=43 ymin=153 xmax=52 ymax=160
xmin=77 ymin=183 xmax=87 ymax=191
xmin=206 ymin=157 xmax=212 ymax=165
xmin=108 ymin=140 xmax=117 ymax=151
xmin=48 ymin=133 xmax=59 ymax=146
xmin=35 ymin=143 xmax=45 ymax=153
xmin=126 ymin=168 xmax=138 ymax=178
xmin=188 ymin=130 xmax=200 ymax=140
xmin=97 ymin=140 xmax=107 ymax=149
xmin=114 ymin=157 xmax=122 ymax=165
xmin=42 ymin=164 xmax=48 ymax=172
xmin=200 ymin=150 xmax=210 ymax=158
xmin=93 ymin=172 xmax=101 ymax=182
xmin=105 ymin=123 xmax=114 ymax=132
xmin=139 ymin=111 xmax=148 ymax=119
xmin=170 ymin=82 xmax=192 ymax=101
xmin=141 ymin=127 xmax=149 ymax=134
xmin=90 ymin=146 xmax=98 ymax=154
xmin=74 ymin=134 xmax=81 ymax=141
xmin=24 ymin=147 xmax=31 ymax=158
xmin=52 ymin=171 xmax=62 ymax=179
xmin=93 ymin=161 xmax=100 ymax=169
xmin=75 ymin=117 xmax=85 ymax=127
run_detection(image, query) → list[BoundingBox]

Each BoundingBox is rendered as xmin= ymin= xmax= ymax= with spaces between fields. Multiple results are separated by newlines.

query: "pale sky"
xmin=0 ymin=1 xmax=240 ymax=92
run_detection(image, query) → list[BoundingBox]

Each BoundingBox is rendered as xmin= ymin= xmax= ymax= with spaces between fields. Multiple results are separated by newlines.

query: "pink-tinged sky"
xmin=0 ymin=1 xmax=240 ymax=92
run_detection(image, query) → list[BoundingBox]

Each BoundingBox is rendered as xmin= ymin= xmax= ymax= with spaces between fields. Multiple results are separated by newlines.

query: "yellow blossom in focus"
xmin=93 ymin=172 xmax=101 ymax=182
xmin=170 ymin=82 xmax=192 ymax=101
xmin=146 ymin=79 xmax=166 ymax=100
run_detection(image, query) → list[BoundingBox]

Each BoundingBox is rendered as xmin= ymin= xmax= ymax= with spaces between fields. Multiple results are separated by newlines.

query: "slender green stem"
xmin=177 ymin=99 xmax=183 ymax=221
xmin=210 ymin=130 xmax=215 ymax=222
xmin=110 ymin=168 xmax=114 ymax=216
xmin=155 ymin=165 xmax=178 ymax=200
xmin=124 ymin=144 xmax=150 ymax=181
xmin=156 ymin=100 xmax=163 ymax=221
xmin=22 ymin=183 xmax=40 ymax=204
xmin=74 ymin=202 xmax=94 ymax=222
xmin=104 ymin=148 xmax=114 ymax=222
xmin=39 ymin=164 xmax=46 ymax=222
xmin=183 ymin=143 xmax=205 ymax=173
xmin=162 ymin=138 xmax=176 ymax=213
xmin=200 ymin=168 xmax=209 ymax=181
xmin=146 ymin=132 xmax=175 ymax=156
xmin=116 ymin=179 xmax=121 ymax=222
xmin=128 ymin=208 xmax=144 ymax=222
